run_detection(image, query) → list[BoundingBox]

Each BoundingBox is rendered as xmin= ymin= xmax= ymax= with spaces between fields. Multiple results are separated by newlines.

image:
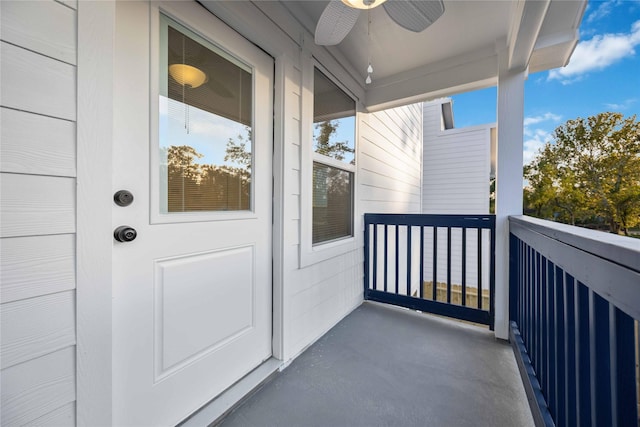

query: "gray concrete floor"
xmin=220 ymin=302 xmax=534 ymax=427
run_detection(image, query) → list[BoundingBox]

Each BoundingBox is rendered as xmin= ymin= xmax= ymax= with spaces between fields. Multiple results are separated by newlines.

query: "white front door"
xmin=111 ymin=2 xmax=273 ymax=425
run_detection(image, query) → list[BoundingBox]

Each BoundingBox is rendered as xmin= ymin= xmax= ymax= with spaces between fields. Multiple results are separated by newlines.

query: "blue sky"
xmin=451 ymin=0 xmax=640 ymax=166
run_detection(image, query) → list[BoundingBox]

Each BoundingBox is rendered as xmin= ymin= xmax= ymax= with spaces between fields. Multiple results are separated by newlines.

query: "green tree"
xmin=524 ymin=112 xmax=640 ymax=235
xmin=167 ymin=145 xmax=203 ymax=181
xmin=314 ymin=120 xmax=355 ymax=163
xmin=166 ymin=144 xmax=251 ymax=212
xmin=224 ymin=127 xmax=252 ymax=170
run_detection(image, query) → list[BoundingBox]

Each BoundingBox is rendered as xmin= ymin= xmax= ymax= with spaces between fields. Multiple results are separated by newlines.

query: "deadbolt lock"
xmin=114 ymin=190 xmax=134 ymax=207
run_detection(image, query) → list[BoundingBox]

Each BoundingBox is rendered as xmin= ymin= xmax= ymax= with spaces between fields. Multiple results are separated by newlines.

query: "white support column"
xmin=494 ymin=52 xmax=526 ymax=340
xmin=76 ymin=1 xmax=115 ymax=424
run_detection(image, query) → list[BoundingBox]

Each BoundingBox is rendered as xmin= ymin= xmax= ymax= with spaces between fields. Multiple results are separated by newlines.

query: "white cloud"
xmin=604 ymin=98 xmax=637 ymax=110
xmin=189 ymin=118 xmax=238 ymax=140
xmin=524 ymin=112 xmax=562 ymax=127
xmin=586 ymin=0 xmax=619 ymax=24
xmin=522 ymin=113 xmax=561 ymax=166
xmin=548 ymin=20 xmax=640 ymax=84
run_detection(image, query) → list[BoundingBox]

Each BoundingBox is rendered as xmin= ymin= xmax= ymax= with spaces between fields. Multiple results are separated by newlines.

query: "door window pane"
xmin=159 ymin=18 xmax=253 ymax=213
xmin=312 ymin=162 xmax=353 ymax=244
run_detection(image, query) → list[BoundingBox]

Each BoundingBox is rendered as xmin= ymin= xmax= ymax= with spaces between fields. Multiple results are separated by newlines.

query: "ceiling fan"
xmin=315 ymin=0 xmax=446 ymax=46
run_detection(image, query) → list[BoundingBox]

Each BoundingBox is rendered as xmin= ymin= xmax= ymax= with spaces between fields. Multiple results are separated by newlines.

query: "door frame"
xmin=75 ymin=1 xmax=285 ymax=424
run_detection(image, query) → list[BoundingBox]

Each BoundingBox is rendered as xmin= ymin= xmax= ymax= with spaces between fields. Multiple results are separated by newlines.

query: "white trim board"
xmin=75 ymin=1 xmax=115 ymax=424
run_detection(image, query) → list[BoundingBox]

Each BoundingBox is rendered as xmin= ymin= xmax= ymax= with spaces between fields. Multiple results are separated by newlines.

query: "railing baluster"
xmin=530 ymin=247 xmax=536 ymax=356
xmin=477 ymin=228 xmax=482 ymax=310
xmin=520 ymin=240 xmax=526 ymax=338
xmin=407 ymin=225 xmax=412 ymax=297
xmin=373 ymin=223 xmax=378 ymax=291
xmin=529 ymin=250 xmax=540 ymax=372
xmin=548 ymin=260 xmax=557 ymax=420
xmin=555 ymin=266 xmax=566 ymax=427
xmin=522 ymin=244 xmax=528 ymax=345
xmin=608 ymin=304 xmax=617 ymax=427
xmin=447 ymin=227 xmax=452 ymax=304
xmin=576 ymin=283 xmax=591 ymax=427
xmin=395 ymin=225 xmax=399 ymax=295
xmin=564 ymin=275 xmax=576 ymax=427
xmin=433 ymin=226 xmax=438 ymax=301
xmin=590 ymin=291 xmax=612 ymax=427
xmin=539 ymin=252 xmax=545 ymax=374
xmin=364 ymin=221 xmax=370 ymax=296
xmin=462 ymin=227 xmax=467 ymax=307
xmin=614 ymin=307 xmax=637 ymax=426
xmin=489 ymin=223 xmax=496 ymax=329
xmin=525 ymin=246 xmax=533 ymax=350
xmin=384 ymin=224 xmax=388 ymax=293
xmin=541 ymin=256 xmax=548 ymax=400
xmin=419 ymin=226 xmax=424 ymax=299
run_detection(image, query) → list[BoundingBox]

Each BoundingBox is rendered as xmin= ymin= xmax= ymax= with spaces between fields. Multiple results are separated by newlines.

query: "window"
xmin=312 ymin=68 xmax=356 ymax=245
xmin=159 ymin=16 xmax=253 ymax=214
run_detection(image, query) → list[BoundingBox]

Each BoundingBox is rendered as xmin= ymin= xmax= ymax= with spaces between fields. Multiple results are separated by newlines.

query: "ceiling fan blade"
xmin=383 ymin=0 xmax=445 ymax=33
xmin=315 ymin=1 xmax=361 ymax=46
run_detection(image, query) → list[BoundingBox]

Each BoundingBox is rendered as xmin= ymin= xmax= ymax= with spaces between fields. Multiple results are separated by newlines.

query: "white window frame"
xmin=150 ymin=12 xmax=259 ymax=224
xmin=300 ymin=58 xmax=361 ymax=267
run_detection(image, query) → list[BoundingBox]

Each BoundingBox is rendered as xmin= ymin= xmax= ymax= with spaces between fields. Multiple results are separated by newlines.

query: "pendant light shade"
xmin=168 ymin=64 xmax=208 ymax=89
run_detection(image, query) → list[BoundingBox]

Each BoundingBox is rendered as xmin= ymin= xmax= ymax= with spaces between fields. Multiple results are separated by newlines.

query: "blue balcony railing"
xmin=364 ymin=213 xmax=495 ymax=328
xmin=509 ymin=216 xmax=639 ymax=427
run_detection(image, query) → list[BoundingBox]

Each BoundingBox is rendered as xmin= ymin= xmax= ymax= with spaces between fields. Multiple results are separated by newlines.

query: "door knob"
xmin=114 ymin=190 xmax=134 ymax=207
xmin=114 ymin=226 xmax=137 ymax=242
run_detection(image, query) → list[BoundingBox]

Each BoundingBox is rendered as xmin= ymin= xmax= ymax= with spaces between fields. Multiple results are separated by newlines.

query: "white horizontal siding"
xmin=1 ymin=234 xmax=76 ymax=304
xmin=359 ymin=152 xmax=421 ymax=187
xmin=289 ymin=265 xmax=362 ymax=351
xmin=288 ymin=252 xmax=362 ymax=354
xmin=24 ymin=402 xmax=75 ymax=427
xmin=0 ymin=0 xmax=76 ymax=65
xmin=1 ymin=291 xmax=76 ymax=369
xmin=1 ymin=346 xmax=76 ymax=427
xmin=360 ymin=104 xmax=423 ymax=215
xmin=359 ymin=168 xmax=420 ymax=191
xmin=0 ymin=41 xmax=76 ymax=121
xmin=1 ymin=107 xmax=76 ymax=177
xmin=0 ymin=173 xmax=76 ymax=238
xmin=422 ymin=109 xmax=490 ymax=215
xmin=1 ymin=4 xmax=78 ymax=425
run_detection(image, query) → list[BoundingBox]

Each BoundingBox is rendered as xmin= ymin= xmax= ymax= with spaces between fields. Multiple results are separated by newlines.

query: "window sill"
xmin=300 ymin=235 xmax=360 ymax=268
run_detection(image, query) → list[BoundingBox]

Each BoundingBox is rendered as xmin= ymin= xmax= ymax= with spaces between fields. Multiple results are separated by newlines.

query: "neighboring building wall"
xmin=421 ymin=99 xmax=493 ymax=292
xmin=0 ymin=1 xmax=78 ymax=425
xmin=359 ymin=104 xmax=423 ymax=214
xmin=422 ymin=100 xmax=492 ymax=214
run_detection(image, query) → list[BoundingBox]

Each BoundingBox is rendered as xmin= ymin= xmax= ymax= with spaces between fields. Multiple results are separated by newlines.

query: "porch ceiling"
xmin=280 ymin=0 xmax=586 ymax=111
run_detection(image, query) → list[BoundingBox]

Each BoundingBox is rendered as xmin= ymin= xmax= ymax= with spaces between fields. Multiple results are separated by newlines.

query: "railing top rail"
xmin=510 ymin=215 xmax=640 ymax=274
xmin=365 ymin=213 xmax=495 ymax=229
